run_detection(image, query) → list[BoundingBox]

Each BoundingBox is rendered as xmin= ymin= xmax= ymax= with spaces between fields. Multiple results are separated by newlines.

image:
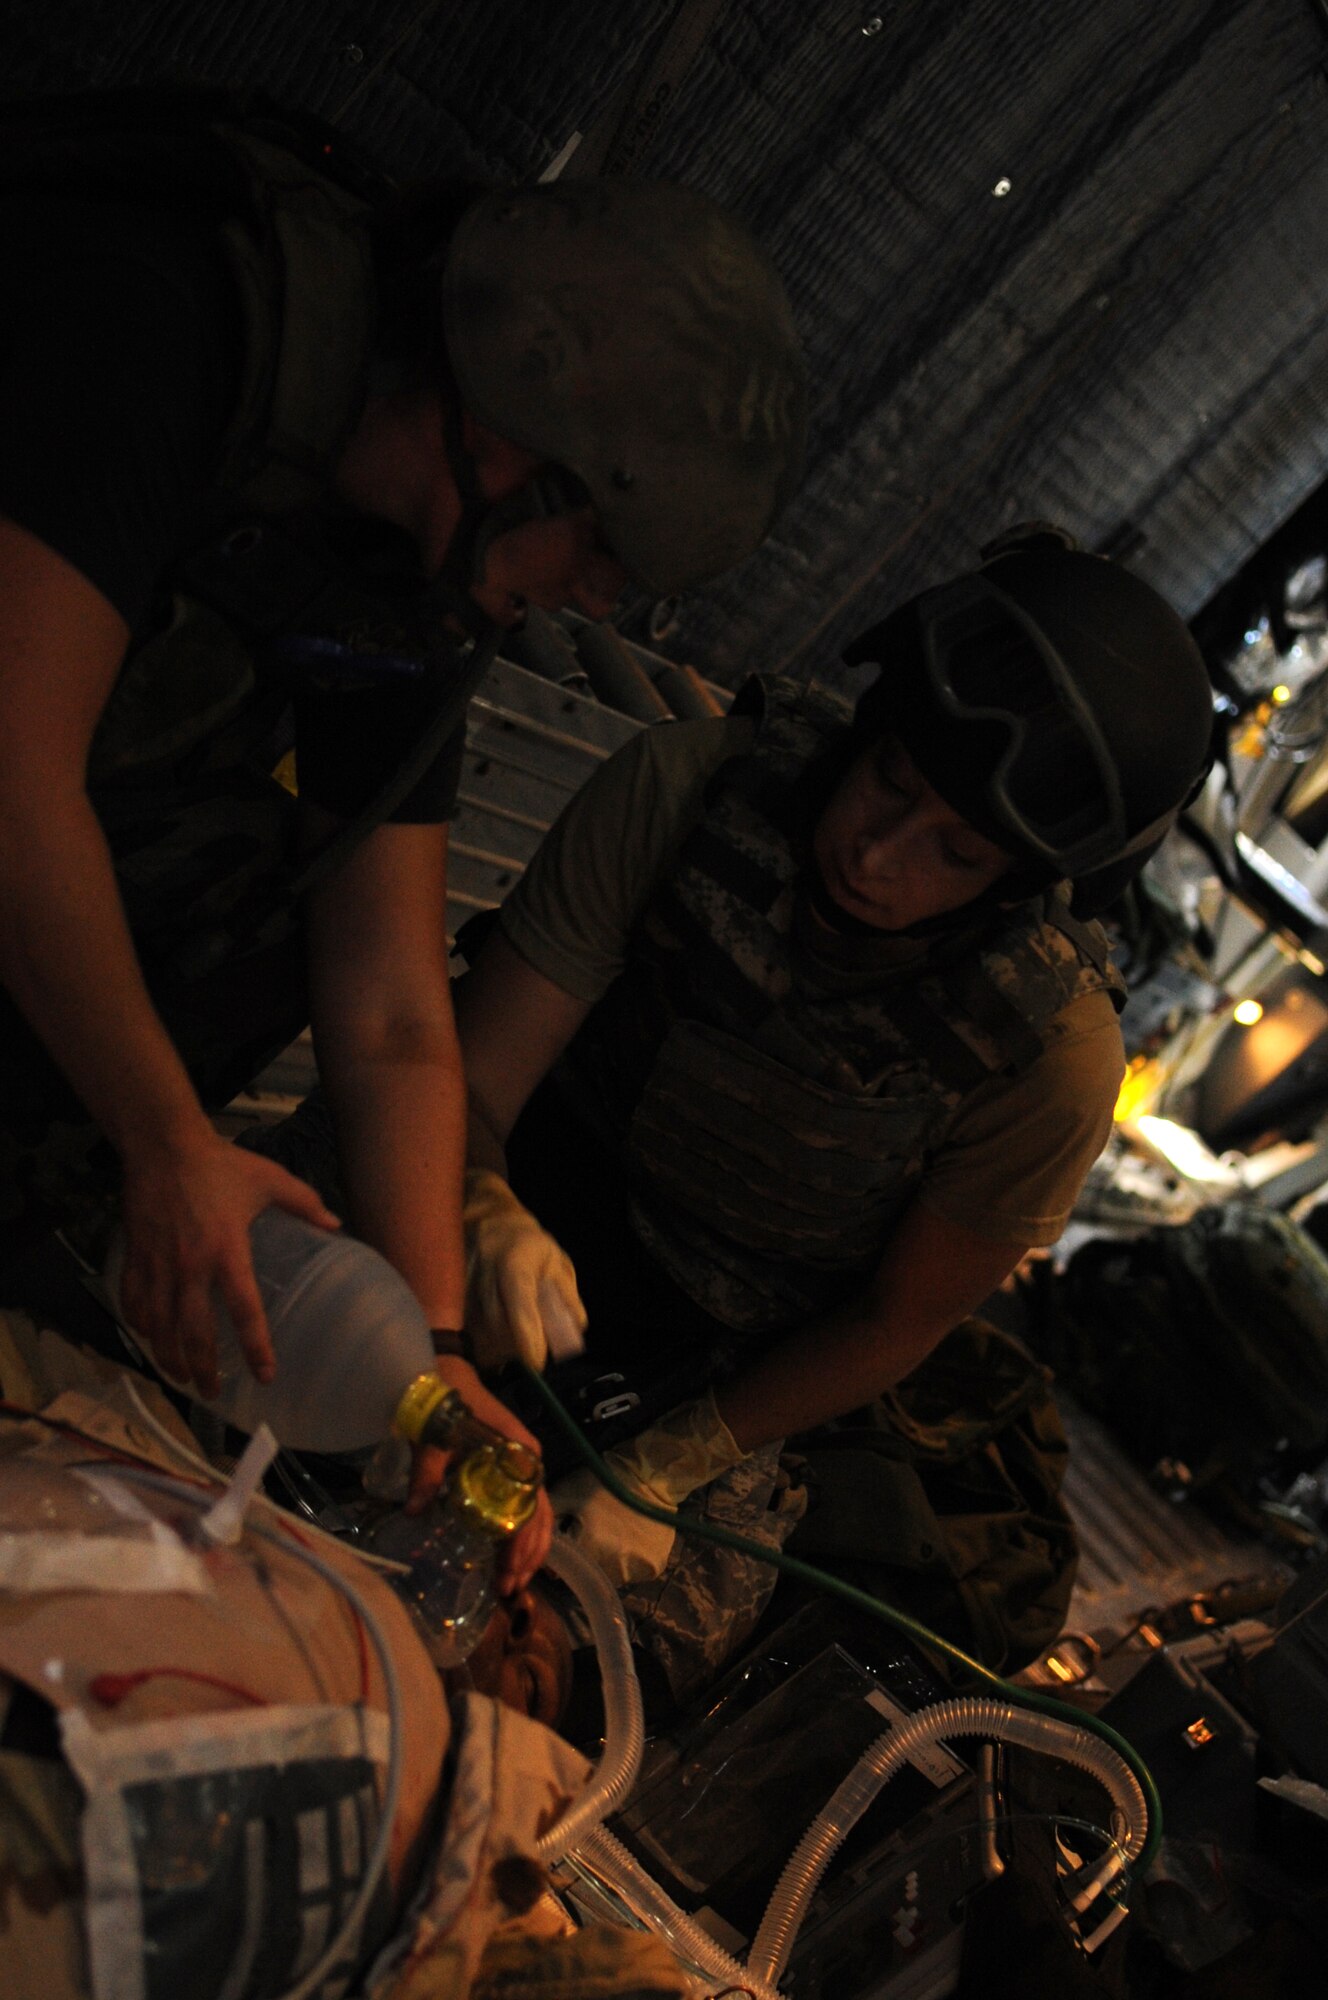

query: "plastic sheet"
xmin=0 ymin=1461 xmax=206 ymax=1595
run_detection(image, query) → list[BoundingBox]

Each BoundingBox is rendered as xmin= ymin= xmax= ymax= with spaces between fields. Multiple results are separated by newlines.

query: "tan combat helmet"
xmin=441 ymin=180 xmax=808 ymax=595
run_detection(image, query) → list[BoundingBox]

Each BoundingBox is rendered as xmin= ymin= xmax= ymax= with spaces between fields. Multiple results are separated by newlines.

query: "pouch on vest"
xmin=88 ymin=592 xmax=271 ymax=787
xmin=784 ymin=1318 xmax=1078 ymax=1673
xmin=87 ymin=729 xmax=306 ymax=1112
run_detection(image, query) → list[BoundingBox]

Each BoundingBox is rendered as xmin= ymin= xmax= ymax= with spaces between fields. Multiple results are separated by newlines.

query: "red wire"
xmin=2 ymin=1399 xmax=373 ymax=1704
xmin=89 ymin=1667 xmax=269 ymax=1708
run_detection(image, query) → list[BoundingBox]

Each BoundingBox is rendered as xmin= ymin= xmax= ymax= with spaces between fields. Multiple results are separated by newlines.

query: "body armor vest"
xmin=7 ymin=93 xmax=387 ymax=782
xmin=562 ymin=676 xmax=1125 ymax=1334
xmin=5 ymin=97 xmax=483 ymax=1052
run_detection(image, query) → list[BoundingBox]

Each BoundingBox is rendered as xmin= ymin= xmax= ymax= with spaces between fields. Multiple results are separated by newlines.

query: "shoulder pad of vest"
xmin=2 ymin=90 xmax=379 ymax=516
xmin=212 ymin=126 xmax=377 ymax=513
xmin=966 ymin=894 xmax=1127 ymax=1056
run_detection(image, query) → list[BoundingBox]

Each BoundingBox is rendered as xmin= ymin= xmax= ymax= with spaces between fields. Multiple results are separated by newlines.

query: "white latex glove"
xmin=549 ymin=1388 xmax=746 ymax=1587
xmin=549 ymin=1472 xmax=678 ymax=1585
xmin=463 ymin=1168 xmax=587 ymax=1371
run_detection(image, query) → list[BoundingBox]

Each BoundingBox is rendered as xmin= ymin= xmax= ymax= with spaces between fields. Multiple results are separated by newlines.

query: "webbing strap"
xmin=648 ymin=882 xmax=778 ymax=1035
xmin=1044 ymin=896 xmax=1112 ymax=975
xmin=945 ymin=957 xmax=1047 ymax=1075
xmin=681 ymin=823 xmax=787 ymax=918
xmin=871 ymin=984 xmax=993 ymax=1094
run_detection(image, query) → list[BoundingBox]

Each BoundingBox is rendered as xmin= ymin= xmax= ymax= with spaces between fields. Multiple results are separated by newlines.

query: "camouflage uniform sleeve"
xmin=916 ymin=987 xmax=1125 ymax=1246
xmin=498 ymin=715 xmax=754 ymax=1003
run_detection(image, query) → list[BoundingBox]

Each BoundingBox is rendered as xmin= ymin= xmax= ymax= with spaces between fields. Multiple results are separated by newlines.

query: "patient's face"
xmin=459 ymin=1588 xmax=573 ymax=1726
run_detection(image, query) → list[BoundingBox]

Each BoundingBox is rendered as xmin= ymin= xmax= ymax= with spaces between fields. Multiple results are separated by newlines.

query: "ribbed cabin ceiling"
xmin=12 ymin=0 xmax=1328 ymax=684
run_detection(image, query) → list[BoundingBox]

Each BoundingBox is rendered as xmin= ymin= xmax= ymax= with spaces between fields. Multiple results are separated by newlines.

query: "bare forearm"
xmin=0 ymin=789 xmax=211 ymax=1158
xmin=465 ymin=1086 xmax=511 ymax=1176
xmin=316 ymin=1014 xmax=468 ymax=1327
xmin=0 ymin=527 xmax=347 ymax=1396
xmin=453 ymin=937 xmax=594 ymax=1181
xmin=713 ymin=1206 xmax=1026 ymax=1455
xmin=712 ymin=1293 xmax=940 ymax=1456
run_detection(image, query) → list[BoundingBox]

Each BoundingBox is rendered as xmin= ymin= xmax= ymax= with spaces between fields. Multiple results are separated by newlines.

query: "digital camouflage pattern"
xmin=563 ymin=675 xmax=1124 ymax=1332
xmin=600 ymin=1444 xmax=807 ymax=1707
xmin=784 ymin=1315 xmax=1078 ymax=1673
xmin=559 ymin=1317 xmax=1077 ymax=1692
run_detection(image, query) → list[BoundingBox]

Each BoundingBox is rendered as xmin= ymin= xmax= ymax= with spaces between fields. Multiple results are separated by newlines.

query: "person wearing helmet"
xmin=448 ymin=529 xmax=1214 ymax=1597
xmin=0 ymin=89 xmax=806 ymax=1569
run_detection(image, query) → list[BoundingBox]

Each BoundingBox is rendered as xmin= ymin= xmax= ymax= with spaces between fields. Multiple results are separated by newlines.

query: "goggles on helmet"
xmin=910 ymin=574 xmax=1173 ymax=878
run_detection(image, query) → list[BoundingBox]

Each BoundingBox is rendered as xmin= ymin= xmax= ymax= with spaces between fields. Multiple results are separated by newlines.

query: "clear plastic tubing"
xmin=570 ymin=1822 xmax=786 ymax=2000
xmin=86 ymin=1459 xmax=404 ymax=2000
xmin=535 ymin=1534 xmax=783 ymax=1995
xmin=105 ymin=1207 xmax=436 ymax=1452
xmin=536 ymin=1535 xmax=645 ymax=1861
xmin=747 ymin=1695 xmax=1150 ymax=1988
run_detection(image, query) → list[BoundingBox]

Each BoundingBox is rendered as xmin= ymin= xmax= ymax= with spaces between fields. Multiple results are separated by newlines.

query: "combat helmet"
xmin=442 ymin=180 xmax=807 ymax=595
xmin=845 ymin=527 xmax=1215 ymax=898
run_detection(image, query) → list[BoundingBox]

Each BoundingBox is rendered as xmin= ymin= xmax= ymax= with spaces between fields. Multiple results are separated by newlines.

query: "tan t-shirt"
xmin=499 ymin=717 xmax=1125 ymax=1248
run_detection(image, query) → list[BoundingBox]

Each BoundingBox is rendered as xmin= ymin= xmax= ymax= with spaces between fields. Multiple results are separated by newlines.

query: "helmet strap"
xmin=436 ymin=400 xmax=589 ymax=618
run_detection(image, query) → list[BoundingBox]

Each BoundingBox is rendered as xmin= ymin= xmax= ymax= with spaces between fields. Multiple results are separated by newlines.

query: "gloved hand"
xmin=463 ymin=1168 xmax=587 ymax=1371
xmin=550 ymin=1387 xmax=746 ymax=1587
